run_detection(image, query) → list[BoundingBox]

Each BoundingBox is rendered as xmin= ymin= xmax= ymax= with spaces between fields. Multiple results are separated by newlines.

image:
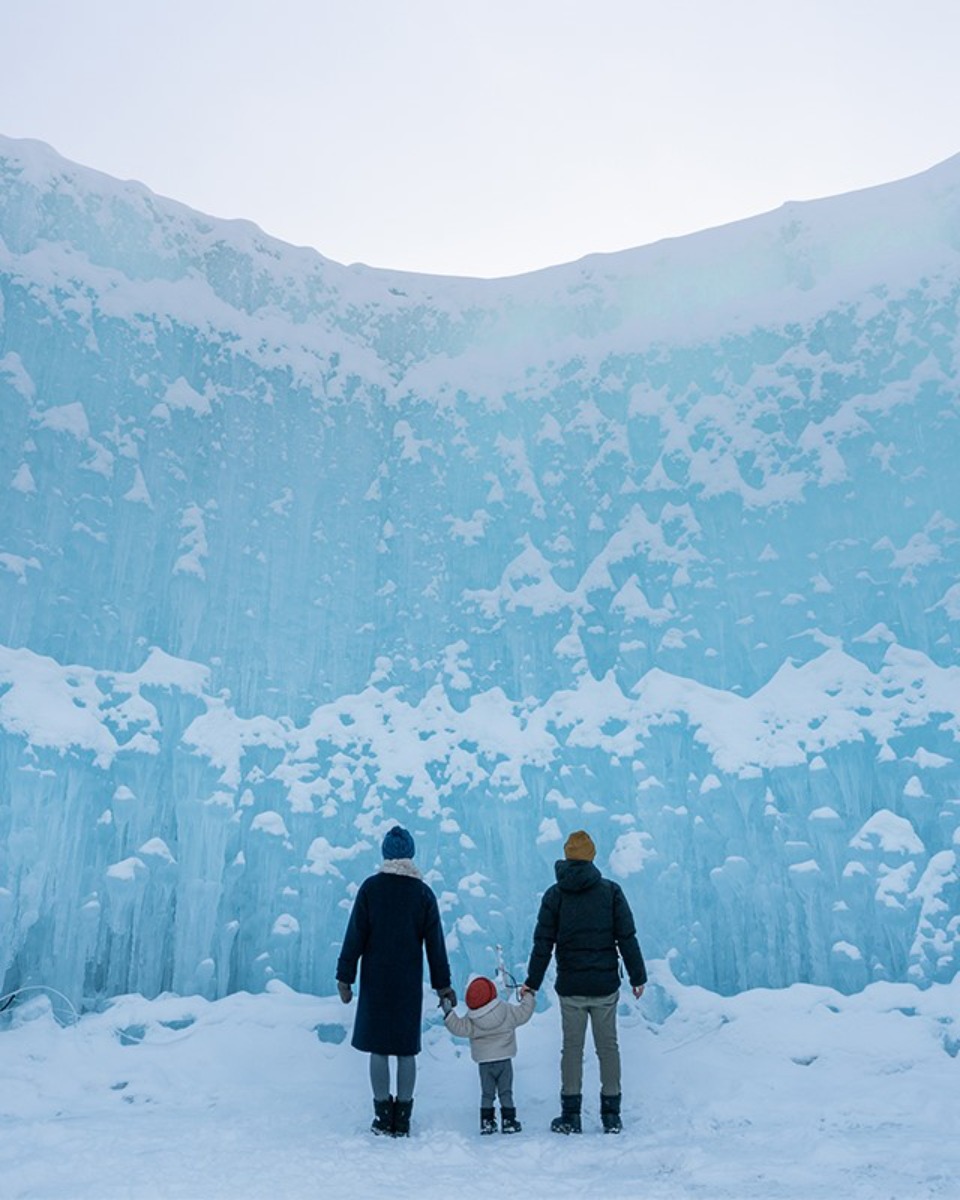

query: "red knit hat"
xmin=466 ymin=976 xmax=498 ymax=1010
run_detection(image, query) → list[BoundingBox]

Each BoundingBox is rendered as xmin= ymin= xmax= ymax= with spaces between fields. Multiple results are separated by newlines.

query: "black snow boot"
xmin=480 ymin=1107 xmax=497 ymax=1135
xmin=550 ymin=1093 xmax=582 ymax=1134
xmin=500 ymin=1107 xmax=522 ymax=1134
xmin=600 ymin=1092 xmax=622 ymax=1134
xmin=393 ymin=1098 xmax=414 ymax=1137
xmin=371 ymin=1096 xmax=395 ymax=1136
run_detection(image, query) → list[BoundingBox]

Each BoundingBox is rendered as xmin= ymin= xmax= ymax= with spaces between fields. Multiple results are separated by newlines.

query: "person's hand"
xmin=337 ymin=980 xmax=353 ymax=1004
xmin=519 ymin=984 xmax=536 ymax=998
xmin=437 ymin=986 xmax=457 ymax=1009
xmin=632 ymin=984 xmax=645 ymax=999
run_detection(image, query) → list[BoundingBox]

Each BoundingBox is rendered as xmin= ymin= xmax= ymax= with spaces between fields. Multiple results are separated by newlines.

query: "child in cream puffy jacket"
xmin=442 ymin=976 xmax=535 ymax=1134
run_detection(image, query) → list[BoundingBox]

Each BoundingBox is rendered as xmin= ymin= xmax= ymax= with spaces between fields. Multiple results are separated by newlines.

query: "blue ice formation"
xmin=0 ymin=135 xmax=958 ymax=1007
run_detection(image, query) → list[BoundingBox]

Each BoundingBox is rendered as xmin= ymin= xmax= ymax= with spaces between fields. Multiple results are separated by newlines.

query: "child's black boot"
xmin=500 ymin=1107 xmax=522 ymax=1134
xmin=480 ymin=1107 xmax=497 ymax=1135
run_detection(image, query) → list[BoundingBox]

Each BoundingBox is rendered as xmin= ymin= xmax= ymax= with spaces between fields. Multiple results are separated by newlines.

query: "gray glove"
xmin=337 ymin=980 xmax=353 ymax=1004
xmin=437 ymin=986 xmax=457 ymax=1011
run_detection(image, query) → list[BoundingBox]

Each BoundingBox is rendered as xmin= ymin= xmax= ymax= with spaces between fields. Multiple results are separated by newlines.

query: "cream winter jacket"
xmin=443 ymin=991 xmax=535 ymax=1063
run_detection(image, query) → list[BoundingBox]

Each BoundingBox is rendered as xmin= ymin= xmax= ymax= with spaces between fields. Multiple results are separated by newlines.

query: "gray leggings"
xmin=479 ymin=1058 xmax=514 ymax=1109
xmin=369 ymin=1053 xmax=417 ymax=1102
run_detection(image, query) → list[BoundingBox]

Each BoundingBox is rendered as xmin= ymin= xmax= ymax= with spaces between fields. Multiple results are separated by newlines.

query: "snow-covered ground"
xmin=3 ymin=965 xmax=957 ymax=1199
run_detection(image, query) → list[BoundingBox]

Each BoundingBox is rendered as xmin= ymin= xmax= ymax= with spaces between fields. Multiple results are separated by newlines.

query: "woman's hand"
xmin=337 ymin=980 xmax=353 ymax=1004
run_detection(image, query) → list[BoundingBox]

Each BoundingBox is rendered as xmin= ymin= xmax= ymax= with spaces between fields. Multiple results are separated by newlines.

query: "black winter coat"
xmin=525 ymin=859 xmax=647 ymax=997
xmin=336 ymin=866 xmax=451 ymax=1056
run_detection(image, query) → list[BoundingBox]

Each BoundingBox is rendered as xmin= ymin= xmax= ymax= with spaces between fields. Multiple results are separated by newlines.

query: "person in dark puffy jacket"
xmin=521 ymin=829 xmax=646 ymax=1135
xmin=443 ymin=975 xmax=535 ymax=1134
xmin=336 ymin=825 xmax=455 ymax=1137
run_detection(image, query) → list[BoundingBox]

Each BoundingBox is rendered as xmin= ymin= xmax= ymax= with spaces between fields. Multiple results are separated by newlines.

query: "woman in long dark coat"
xmin=336 ymin=825 xmax=455 ymax=1136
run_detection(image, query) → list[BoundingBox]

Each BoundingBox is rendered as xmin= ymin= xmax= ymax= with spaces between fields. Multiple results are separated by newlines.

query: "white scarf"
xmin=379 ymin=858 xmax=422 ymax=879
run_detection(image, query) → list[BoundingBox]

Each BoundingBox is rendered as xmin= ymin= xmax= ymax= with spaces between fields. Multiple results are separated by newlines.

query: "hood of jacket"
xmin=466 ymin=997 xmax=510 ymax=1030
xmin=555 ymin=858 xmax=602 ymax=893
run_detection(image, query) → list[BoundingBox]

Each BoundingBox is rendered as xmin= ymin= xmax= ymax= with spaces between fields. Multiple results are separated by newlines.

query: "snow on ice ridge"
xmin=0 ymin=638 xmax=957 ymax=1004
xmin=0 ymin=135 xmax=959 ymax=1006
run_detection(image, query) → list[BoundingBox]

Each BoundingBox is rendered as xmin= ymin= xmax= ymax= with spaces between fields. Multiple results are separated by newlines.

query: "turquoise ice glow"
xmin=1 ymin=136 xmax=958 ymax=1005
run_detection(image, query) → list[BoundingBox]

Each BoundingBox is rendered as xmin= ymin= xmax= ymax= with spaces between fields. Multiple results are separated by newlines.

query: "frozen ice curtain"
xmin=0 ymin=134 xmax=958 ymax=1006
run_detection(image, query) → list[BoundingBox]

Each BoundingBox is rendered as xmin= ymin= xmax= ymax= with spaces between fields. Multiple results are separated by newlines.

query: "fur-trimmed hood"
xmin=443 ymin=990 xmax=535 ymax=1063
xmin=464 ymin=995 xmax=504 ymax=1025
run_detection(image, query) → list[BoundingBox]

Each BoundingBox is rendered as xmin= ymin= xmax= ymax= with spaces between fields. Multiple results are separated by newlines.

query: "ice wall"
xmin=1 ymin=135 xmax=959 ymax=1005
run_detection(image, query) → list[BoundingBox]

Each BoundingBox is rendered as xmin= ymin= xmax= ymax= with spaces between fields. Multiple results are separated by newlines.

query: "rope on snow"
xmin=0 ymin=984 xmax=81 ymax=1026
xmin=0 ymin=984 xmax=201 ymax=1047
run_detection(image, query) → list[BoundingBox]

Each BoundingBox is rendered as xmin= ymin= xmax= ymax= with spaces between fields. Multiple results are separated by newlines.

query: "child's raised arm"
xmin=443 ymin=1006 xmax=475 ymax=1039
xmin=509 ymin=989 xmax=536 ymax=1027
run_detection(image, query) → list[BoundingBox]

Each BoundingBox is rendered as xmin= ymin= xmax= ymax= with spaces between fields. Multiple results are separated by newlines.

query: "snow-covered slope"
xmin=3 ymin=975 xmax=958 ymax=1200
xmin=1 ymin=135 xmax=958 ymax=1004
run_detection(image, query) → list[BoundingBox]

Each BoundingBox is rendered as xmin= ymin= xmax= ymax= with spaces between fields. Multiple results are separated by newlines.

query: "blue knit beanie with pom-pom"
xmin=381 ymin=825 xmax=415 ymax=860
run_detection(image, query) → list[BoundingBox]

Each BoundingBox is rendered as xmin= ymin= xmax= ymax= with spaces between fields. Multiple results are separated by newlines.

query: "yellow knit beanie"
xmin=564 ymin=830 xmax=596 ymax=861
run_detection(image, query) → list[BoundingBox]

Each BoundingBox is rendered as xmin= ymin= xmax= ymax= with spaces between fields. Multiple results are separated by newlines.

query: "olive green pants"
xmin=559 ymin=991 xmax=621 ymax=1096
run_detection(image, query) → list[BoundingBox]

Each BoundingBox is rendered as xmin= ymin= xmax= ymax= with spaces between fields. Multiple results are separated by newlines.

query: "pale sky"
xmin=2 ymin=0 xmax=959 ymax=279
